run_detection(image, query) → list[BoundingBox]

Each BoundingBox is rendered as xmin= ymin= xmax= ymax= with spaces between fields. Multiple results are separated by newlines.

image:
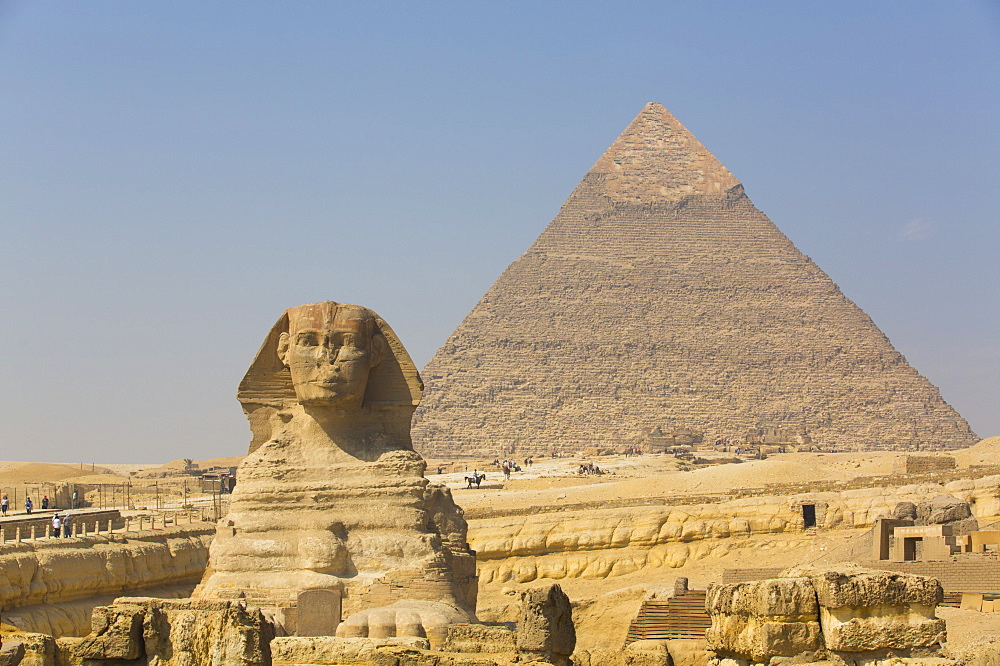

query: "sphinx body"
xmin=193 ymin=302 xmax=477 ymax=635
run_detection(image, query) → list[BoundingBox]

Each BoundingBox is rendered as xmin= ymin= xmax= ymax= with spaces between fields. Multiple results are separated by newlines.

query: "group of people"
xmin=493 ymin=458 xmax=524 ymax=480
xmin=50 ymin=513 xmax=73 ymax=537
xmin=577 ymin=462 xmax=604 ymax=475
xmin=2 ymin=494 xmax=54 ymax=516
xmin=623 ymin=446 xmax=643 ymax=457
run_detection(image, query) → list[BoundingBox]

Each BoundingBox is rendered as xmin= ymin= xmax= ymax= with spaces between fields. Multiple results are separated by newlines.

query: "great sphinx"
xmin=193 ymin=301 xmax=477 ymax=640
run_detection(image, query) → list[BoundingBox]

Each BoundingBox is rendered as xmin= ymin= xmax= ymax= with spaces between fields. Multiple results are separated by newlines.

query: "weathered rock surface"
xmin=0 ymin=640 xmax=25 ymax=666
xmin=270 ymin=636 xmax=430 ymax=665
xmin=73 ymin=597 xmax=273 ymax=666
xmin=193 ymin=303 xmax=477 ymax=636
xmin=470 ymin=477 xmax=1000 ymax=586
xmin=441 ymin=623 xmax=517 ymax=654
xmin=706 ymin=578 xmax=820 ymax=662
xmin=414 ymin=102 xmax=976 ymax=457
xmin=516 ymin=584 xmax=575 ymax=666
xmin=915 ymin=495 xmax=979 ymax=535
xmin=0 ymin=527 xmax=212 ymax=636
xmin=802 ymin=568 xmax=945 ymax=654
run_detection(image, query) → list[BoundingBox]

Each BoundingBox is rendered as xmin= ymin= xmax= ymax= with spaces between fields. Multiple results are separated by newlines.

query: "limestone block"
xmin=270 ymin=636 xmax=429 ymax=665
xmin=805 ymin=570 xmax=945 ymax=652
xmin=623 ymin=639 xmax=670 ymax=666
xmin=664 ymin=639 xmax=709 ymax=666
xmin=960 ymin=593 xmax=983 ymax=611
xmin=516 ymin=584 xmax=575 ymax=665
xmin=571 ymin=648 xmax=627 ymax=666
xmin=705 ymin=578 xmax=820 ymax=662
xmin=8 ymin=632 xmax=54 ymax=666
xmin=0 ymin=640 xmax=25 ymax=666
xmin=73 ymin=602 xmax=144 ymax=660
xmin=442 ymin=623 xmax=516 ymax=654
xmin=73 ymin=597 xmax=273 ymax=666
xmin=296 ymin=589 xmax=341 ymax=637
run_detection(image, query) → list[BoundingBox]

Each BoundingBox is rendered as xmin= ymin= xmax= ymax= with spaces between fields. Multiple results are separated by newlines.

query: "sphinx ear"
xmin=277 ymin=332 xmax=291 ymax=367
xmin=370 ymin=333 xmax=388 ymax=369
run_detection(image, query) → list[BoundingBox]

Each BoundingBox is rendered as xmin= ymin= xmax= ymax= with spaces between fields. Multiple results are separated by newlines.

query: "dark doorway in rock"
xmin=802 ymin=504 xmax=817 ymax=529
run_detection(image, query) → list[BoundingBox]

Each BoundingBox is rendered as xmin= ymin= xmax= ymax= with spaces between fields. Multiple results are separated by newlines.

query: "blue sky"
xmin=1 ymin=1 xmax=997 ymax=463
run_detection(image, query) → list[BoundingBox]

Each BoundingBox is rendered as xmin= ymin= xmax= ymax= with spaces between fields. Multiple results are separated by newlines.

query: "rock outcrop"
xmin=915 ymin=495 xmax=979 ymax=535
xmin=706 ymin=568 xmax=946 ymax=663
xmin=72 ymin=597 xmax=273 ymax=666
xmin=805 ymin=568 xmax=945 ymax=654
xmin=414 ymin=102 xmax=976 ymax=456
xmin=516 ymin=584 xmax=576 ymax=666
xmin=705 ymin=577 xmax=821 ymax=662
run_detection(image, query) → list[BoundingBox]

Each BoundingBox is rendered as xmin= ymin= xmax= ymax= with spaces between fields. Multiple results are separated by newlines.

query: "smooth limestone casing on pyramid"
xmin=413 ymin=103 xmax=976 ymax=456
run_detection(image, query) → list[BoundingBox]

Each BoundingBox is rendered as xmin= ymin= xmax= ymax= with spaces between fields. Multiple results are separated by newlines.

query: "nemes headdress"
xmin=237 ymin=301 xmax=423 ymax=452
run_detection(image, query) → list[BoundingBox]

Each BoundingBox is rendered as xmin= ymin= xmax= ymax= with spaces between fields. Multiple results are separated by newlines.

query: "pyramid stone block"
xmin=413 ymin=103 xmax=976 ymax=456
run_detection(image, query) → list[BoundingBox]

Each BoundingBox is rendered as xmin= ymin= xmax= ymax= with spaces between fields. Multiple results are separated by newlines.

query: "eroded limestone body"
xmin=193 ymin=302 xmax=477 ymax=633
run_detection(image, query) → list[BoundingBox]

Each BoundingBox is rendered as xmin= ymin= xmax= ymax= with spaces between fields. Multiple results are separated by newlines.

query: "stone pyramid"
xmin=413 ymin=103 xmax=976 ymax=456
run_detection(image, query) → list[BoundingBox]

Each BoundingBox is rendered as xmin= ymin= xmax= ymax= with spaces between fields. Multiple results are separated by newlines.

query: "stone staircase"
xmin=624 ymin=590 xmax=711 ymax=644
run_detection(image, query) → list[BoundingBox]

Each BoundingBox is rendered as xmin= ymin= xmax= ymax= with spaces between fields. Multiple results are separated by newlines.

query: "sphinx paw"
xmin=335 ymin=600 xmax=470 ymax=648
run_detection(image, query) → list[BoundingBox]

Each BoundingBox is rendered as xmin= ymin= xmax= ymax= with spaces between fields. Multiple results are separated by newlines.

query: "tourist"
xmin=41 ymin=495 xmax=49 ymax=510
xmin=0 ymin=495 xmax=7 ymax=516
xmin=24 ymin=497 xmax=33 ymax=515
xmin=51 ymin=514 xmax=61 ymax=538
xmin=72 ymin=491 xmax=78 ymax=509
xmin=62 ymin=514 xmax=71 ymax=537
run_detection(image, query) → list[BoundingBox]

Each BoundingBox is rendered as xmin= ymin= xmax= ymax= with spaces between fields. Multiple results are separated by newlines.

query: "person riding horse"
xmin=465 ymin=471 xmax=485 ymax=488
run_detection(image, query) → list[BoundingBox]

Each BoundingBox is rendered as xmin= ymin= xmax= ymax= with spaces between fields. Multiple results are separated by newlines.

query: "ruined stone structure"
xmin=706 ymin=568 xmax=947 ymax=663
xmin=413 ymin=102 xmax=976 ymax=456
xmin=193 ymin=302 xmax=477 ymax=638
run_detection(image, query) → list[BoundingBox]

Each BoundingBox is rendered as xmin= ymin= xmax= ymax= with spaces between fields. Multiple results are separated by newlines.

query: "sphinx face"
xmin=278 ymin=307 xmax=379 ymax=408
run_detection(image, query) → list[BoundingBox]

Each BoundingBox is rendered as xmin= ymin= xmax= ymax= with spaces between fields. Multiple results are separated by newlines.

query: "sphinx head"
xmin=276 ymin=302 xmax=389 ymax=409
xmin=237 ymin=302 xmax=423 ymax=452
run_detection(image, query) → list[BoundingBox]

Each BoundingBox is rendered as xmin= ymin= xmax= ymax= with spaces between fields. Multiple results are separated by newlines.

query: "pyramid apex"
xmin=589 ymin=103 xmax=740 ymax=203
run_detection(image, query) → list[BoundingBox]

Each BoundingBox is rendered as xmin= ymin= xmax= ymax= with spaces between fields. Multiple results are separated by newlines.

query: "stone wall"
xmin=865 ymin=560 xmax=1000 ymax=594
xmin=899 ymin=455 xmax=958 ymax=474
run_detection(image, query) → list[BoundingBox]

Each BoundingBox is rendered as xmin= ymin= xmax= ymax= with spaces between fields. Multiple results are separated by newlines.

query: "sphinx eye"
xmin=297 ymin=332 xmax=321 ymax=346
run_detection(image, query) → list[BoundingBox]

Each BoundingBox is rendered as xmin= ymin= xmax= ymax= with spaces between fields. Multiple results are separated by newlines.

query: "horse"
xmin=465 ymin=472 xmax=485 ymax=489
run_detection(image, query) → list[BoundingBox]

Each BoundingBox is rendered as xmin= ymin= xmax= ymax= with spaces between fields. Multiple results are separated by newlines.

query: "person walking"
xmin=1 ymin=495 xmax=7 ymax=516
xmin=24 ymin=497 xmax=33 ymax=515
xmin=62 ymin=514 xmax=71 ymax=537
xmin=51 ymin=514 xmax=61 ymax=538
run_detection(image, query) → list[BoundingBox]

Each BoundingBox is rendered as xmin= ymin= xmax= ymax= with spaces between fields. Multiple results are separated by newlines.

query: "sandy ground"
xmin=426 ymin=449 xmax=905 ymax=512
